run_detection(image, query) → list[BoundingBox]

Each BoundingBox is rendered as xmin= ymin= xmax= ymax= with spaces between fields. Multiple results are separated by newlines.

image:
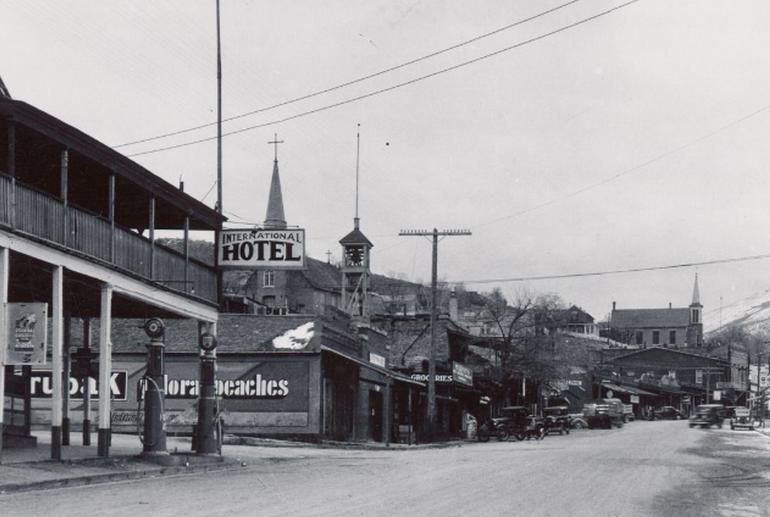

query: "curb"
xmin=0 ymin=458 xmax=246 ymax=495
xmin=227 ymin=435 xmax=468 ymax=451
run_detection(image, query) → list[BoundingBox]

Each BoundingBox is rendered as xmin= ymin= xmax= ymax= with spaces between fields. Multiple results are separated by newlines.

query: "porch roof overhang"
xmin=600 ymin=382 xmax=658 ymax=397
xmin=321 ymin=345 xmax=425 ymax=387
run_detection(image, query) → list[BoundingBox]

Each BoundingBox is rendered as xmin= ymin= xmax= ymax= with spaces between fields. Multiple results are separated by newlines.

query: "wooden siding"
xmin=0 ymin=174 xmax=217 ymax=304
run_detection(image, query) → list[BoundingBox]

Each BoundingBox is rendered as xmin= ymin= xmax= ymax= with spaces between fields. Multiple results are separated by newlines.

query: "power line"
xmin=113 ymin=0 xmax=583 ymax=149
xmin=125 ymin=0 xmax=642 ymax=158
xmin=458 ymin=253 xmax=770 ymax=285
xmin=473 ymin=101 xmax=770 ymax=229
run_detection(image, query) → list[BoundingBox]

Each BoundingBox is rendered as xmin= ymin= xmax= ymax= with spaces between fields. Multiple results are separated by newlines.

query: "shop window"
xmin=652 ymin=330 xmax=660 ymax=345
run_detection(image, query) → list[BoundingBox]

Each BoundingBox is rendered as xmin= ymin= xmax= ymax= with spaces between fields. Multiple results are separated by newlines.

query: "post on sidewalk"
xmin=97 ymin=285 xmax=112 ymax=457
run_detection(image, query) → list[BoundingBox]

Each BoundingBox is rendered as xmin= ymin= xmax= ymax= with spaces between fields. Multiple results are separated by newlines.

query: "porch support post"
xmin=60 ymin=149 xmax=68 ymax=245
xmin=383 ymin=379 xmax=391 ymax=447
xmin=148 ymin=196 xmax=155 ymax=279
xmin=51 ymin=265 xmax=64 ymax=460
xmin=97 ymin=284 xmax=112 ymax=457
xmin=184 ymin=215 xmax=190 ymax=293
xmin=108 ymin=173 xmax=115 ymax=262
xmin=82 ymin=318 xmax=91 ymax=446
xmin=0 ymin=247 xmax=8 ymax=461
xmin=62 ymin=312 xmax=71 ymax=446
xmin=7 ymin=121 xmax=16 ymax=229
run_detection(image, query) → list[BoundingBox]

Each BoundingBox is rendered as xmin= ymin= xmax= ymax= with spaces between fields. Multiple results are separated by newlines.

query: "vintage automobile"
xmin=568 ymin=413 xmax=589 ymax=429
xmin=584 ymin=398 xmax=625 ymax=429
xmin=484 ymin=406 xmax=534 ymax=441
xmin=651 ymin=406 xmax=683 ymax=420
xmin=689 ymin=404 xmax=725 ymax=428
xmin=730 ymin=407 xmax=754 ymax=431
xmin=543 ymin=406 xmax=571 ymax=435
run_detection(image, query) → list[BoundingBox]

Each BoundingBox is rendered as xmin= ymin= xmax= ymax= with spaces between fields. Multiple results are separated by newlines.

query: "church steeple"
xmin=691 ymin=273 xmax=702 ymax=307
xmin=263 ymin=134 xmax=287 ymax=229
xmin=687 ymin=273 xmax=703 ymax=347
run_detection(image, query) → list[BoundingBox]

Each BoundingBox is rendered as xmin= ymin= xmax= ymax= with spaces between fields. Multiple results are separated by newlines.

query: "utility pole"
xmin=399 ymin=228 xmax=471 ymax=439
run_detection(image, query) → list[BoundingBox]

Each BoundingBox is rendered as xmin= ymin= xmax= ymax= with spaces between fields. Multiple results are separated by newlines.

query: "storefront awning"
xmin=321 ymin=346 xmax=425 ymax=388
xmin=601 ymin=382 xmax=657 ymax=397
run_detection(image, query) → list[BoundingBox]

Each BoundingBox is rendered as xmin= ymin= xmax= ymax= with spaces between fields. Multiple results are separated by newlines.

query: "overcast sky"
xmin=3 ymin=0 xmax=770 ymax=327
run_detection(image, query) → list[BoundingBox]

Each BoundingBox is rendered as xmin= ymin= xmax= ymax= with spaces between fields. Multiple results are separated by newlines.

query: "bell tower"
xmin=340 ymin=126 xmax=373 ymax=319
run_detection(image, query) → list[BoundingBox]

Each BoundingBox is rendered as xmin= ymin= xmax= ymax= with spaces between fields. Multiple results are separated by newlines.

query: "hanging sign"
xmin=452 ymin=362 xmax=473 ymax=386
xmin=6 ymin=302 xmax=48 ymax=365
xmin=218 ymin=228 xmax=305 ymax=269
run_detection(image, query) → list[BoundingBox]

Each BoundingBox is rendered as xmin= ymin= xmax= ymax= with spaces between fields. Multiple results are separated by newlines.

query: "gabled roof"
xmin=553 ymin=305 xmax=594 ymax=325
xmin=607 ymin=346 xmax=728 ymax=369
xmin=339 ymin=227 xmax=373 ymax=247
xmin=611 ymin=308 xmax=690 ymax=328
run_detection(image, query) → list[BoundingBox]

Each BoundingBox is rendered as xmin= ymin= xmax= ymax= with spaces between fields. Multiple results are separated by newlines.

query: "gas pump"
xmin=195 ymin=330 xmax=220 ymax=455
xmin=140 ymin=318 xmax=167 ymax=456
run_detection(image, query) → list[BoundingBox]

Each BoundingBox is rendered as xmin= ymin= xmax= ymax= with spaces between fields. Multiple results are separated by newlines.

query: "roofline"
xmin=0 ymin=99 xmax=226 ymax=229
xmin=607 ymin=346 xmax=729 ymax=365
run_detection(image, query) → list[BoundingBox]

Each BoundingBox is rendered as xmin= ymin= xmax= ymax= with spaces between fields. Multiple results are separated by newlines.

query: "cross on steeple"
xmin=268 ymin=133 xmax=284 ymax=162
xmin=325 ymin=250 xmax=333 ymax=263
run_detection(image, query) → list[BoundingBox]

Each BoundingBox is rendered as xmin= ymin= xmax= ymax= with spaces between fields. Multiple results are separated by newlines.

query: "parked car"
xmin=623 ymin=404 xmax=635 ymax=422
xmin=568 ymin=413 xmax=589 ymax=429
xmin=525 ymin=415 xmax=546 ymax=440
xmin=730 ymin=407 xmax=754 ymax=431
xmin=689 ymin=404 xmax=725 ymax=429
xmin=487 ymin=406 xmax=531 ymax=441
xmin=543 ymin=406 xmax=571 ymax=435
xmin=584 ymin=398 xmax=625 ymax=429
xmin=651 ymin=406 xmax=683 ymax=420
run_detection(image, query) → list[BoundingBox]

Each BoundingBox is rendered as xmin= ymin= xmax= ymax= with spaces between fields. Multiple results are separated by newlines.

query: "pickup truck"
xmin=583 ymin=398 xmax=625 ymax=429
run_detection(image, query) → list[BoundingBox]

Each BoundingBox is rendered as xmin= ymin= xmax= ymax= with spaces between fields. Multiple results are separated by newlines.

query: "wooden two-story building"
xmin=0 ymin=94 xmax=224 ymax=460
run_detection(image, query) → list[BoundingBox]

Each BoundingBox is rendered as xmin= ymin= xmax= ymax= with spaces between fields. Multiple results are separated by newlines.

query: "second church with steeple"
xmin=608 ymin=274 xmax=704 ymax=348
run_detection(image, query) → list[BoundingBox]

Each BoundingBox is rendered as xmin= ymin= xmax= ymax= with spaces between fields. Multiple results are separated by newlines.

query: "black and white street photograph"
xmin=1 ymin=1 xmax=770 ymax=516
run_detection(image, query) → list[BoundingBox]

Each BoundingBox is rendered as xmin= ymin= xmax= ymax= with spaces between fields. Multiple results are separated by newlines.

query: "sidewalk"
xmin=0 ymin=431 xmax=241 ymax=495
xmin=1 ymin=431 xmax=470 ymax=494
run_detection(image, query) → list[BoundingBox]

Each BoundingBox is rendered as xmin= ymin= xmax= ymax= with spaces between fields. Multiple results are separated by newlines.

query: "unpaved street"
xmin=2 ymin=421 xmax=769 ymax=517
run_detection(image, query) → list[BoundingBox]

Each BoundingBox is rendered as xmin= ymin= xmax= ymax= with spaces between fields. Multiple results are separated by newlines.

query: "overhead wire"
xmin=125 ymin=0 xmax=642 ymax=157
xmin=448 ymin=253 xmax=770 ymax=285
xmin=113 ymin=0 xmax=583 ymax=149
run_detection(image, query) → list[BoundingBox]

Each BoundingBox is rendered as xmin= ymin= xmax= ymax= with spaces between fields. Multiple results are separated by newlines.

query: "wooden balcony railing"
xmin=0 ymin=174 xmax=218 ymax=304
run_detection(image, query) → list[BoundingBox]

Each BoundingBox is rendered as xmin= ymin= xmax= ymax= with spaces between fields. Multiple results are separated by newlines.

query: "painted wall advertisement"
xmin=5 ymin=302 xmax=48 ymax=365
xmin=30 ymin=370 xmax=128 ymax=401
xmin=218 ymin=228 xmax=305 ymax=269
xmin=111 ymin=359 xmax=311 ymax=431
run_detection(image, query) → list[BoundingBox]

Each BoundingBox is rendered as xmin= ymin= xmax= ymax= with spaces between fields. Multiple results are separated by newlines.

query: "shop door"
xmin=369 ymin=390 xmax=383 ymax=442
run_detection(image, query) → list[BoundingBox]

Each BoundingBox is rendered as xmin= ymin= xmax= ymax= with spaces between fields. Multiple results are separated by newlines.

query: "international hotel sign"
xmin=218 ymin=228 xmax=305 ymax=269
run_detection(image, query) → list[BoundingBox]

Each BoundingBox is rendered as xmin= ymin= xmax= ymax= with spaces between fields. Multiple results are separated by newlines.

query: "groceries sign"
xmin=218 ymin=229 xmax=305 ymax=268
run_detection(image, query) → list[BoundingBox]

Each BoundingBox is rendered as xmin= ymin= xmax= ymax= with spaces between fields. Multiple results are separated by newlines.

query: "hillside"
xmin=704 ymin=288 xmax=770 ymax=336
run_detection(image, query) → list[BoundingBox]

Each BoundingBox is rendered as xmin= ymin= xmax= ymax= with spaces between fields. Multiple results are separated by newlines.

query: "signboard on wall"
xmin=218 ymin=228 xmax=305 ymax=269
xmin=452 ymin=362 xmax=473 ymax=386
xmin=30 ymin=370 xmax=128 ymax=401
xmin=5 ymin=302 xmax=48 ymax=365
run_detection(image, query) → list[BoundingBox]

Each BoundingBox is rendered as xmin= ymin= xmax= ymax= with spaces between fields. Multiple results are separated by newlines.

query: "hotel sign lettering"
xmin=218 ymin=229 xmax=305 ymax=269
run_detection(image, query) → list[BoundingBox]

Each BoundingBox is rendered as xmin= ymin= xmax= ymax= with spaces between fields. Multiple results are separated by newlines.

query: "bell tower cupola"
xmin=340 ymin=126 xmax=373 ymax=319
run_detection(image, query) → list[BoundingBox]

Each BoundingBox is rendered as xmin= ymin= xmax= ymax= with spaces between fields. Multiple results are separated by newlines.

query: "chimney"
xmin=612 ymin=301 xmax=616 ymax=311
xmin=449 ymin=288 xmax=459 ymax=322
xmin=669 ymin=302 xmax=672 ymax=309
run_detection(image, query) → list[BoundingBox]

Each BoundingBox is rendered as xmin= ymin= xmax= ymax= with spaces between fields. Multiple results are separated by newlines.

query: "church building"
xmin=608 ymin=274 xmax=704 ymax=348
